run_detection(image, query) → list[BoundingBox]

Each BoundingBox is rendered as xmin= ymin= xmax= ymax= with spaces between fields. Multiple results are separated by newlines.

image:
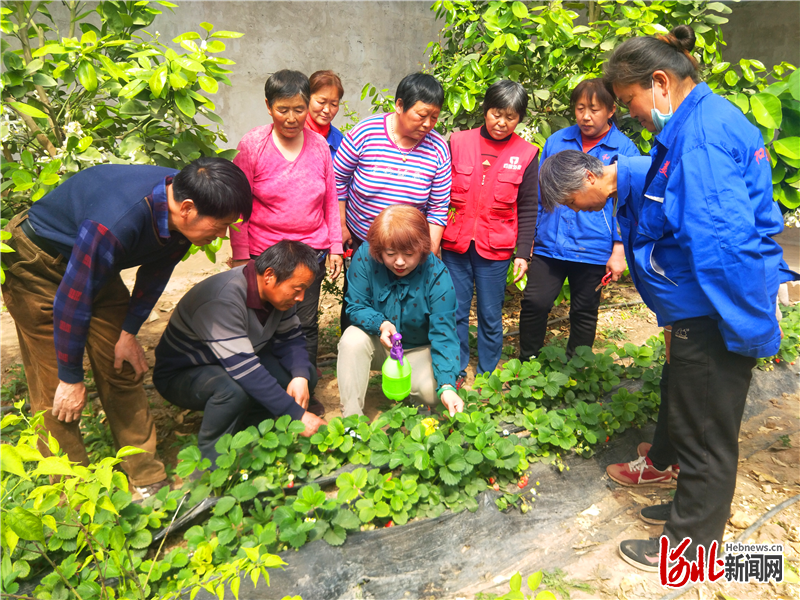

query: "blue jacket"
xmin=615 ymin=154 xmax=660 ymax=321
xmin=630 ymin=82 xmax=784 ymax=358
xmin=534 ymin=123 xmax=639 ymax=265
xmin=327 ymin=124 xmax=344 ymax=158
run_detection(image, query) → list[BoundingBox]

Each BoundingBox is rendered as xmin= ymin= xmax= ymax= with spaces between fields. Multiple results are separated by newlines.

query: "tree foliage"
xmin=0 ymin=0 xmax=242 ymax=216
xmin=364 ymin=0 xmax=798 ymax=210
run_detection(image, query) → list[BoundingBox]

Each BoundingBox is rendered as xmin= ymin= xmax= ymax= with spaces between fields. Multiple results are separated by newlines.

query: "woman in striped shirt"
xmin=334 ymin=72 xmax=452 ymax=329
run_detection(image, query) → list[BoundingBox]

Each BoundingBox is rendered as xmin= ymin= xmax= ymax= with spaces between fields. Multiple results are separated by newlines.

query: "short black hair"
xmin=483 ymin=80 xmax=528 ymax=117
xmin=264 ymin=69 xmax=310 ymax=106
xmin=254 ymin=240 xmax=320 ymax=283
xmin=395 ymin=72 xmax=444 ymax=112
xmin=172 ymin=157 xmax=252 ymax=221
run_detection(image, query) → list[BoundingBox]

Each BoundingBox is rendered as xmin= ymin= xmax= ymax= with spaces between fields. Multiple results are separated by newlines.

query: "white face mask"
xmin=650 ymin=79 xmax=673 ymax=133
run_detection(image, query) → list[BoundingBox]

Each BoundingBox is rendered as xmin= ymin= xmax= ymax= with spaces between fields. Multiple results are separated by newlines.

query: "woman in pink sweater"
xmin=231 ymin=70 xmax=343 ymax=414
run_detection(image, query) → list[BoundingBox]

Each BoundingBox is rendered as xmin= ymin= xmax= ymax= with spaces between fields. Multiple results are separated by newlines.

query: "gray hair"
xmin=539 ymin=150 xmax=605 ymax=212
xmin=255 ymin=240 xmax=319 ymax=283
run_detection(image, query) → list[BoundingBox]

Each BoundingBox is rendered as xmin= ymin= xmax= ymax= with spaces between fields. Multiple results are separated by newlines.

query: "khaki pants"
xmin=2 ymin=213 xmax=166 ymax=486
xmin=337 ymin=325 xmax=438 ymax=417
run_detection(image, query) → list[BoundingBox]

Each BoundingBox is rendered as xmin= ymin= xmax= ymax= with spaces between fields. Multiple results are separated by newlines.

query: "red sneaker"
xmin=637 ymin=442 xmax=680 ymax=478
xmin=606 ymin=455 xmax=674 ymax=487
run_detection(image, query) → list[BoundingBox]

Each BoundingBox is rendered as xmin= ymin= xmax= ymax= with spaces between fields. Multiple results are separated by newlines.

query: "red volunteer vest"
xmin=441 ymin=128 xmax=538 ymax=261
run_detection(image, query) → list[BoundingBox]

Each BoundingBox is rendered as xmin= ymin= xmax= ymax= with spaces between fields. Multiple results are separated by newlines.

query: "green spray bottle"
xmin=382 ymin=333 xmax=412 ymax=400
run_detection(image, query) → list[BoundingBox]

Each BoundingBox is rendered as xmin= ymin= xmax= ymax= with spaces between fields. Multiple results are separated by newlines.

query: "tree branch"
xmin=5 ymin=102 xmax=59 ymax=157
xmin=15 ymin=5 xmax=63 ymax=145
xmin=32 ymin=541 xmax=85 ymax=600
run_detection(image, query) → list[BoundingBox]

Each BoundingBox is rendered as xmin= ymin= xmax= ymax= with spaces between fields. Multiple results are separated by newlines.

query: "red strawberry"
xmin=775 ymin=358 xmax=781 ymax=363
xmin=492 ymin=483 xmax=500 ymax=491
xmin=489 ymin=477 xmax=495 ymax=485
xmin=287 ymin=481 xmax=294 ymax=489
xmin=605 ymin=436 xmax=610 ymax=443
xmin=385 ymin=520 xmax=394 ymax=528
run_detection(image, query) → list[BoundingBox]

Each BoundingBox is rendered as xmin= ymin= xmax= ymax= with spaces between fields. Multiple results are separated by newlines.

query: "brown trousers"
xmin=2 ymin=213 xmax=166 ymax=486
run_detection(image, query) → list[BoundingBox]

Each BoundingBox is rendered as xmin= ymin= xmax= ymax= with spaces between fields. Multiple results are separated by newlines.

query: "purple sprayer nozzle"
xmin=389 ymin=333 xmax=404 ymax=365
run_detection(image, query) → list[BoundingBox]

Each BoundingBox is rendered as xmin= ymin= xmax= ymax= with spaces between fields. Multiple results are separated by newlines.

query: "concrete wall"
xmin=16 ymin=1 xmax=800 ymax=150
xmin=719 ymin=1 xmax=800 ymax=70
xmin=149 ymin=1 xmax=442 ymax=148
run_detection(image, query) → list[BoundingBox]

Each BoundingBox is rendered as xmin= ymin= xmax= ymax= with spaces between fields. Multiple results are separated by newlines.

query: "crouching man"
xmin=153 ymin=240 xmax=326 ymax=466
xmin=2 ymin=157 xmax=251 ymax=498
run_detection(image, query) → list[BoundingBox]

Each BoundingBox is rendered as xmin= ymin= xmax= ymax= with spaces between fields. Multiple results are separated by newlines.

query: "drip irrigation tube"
xmin=656 ymin=493 xmax=800 ymax=600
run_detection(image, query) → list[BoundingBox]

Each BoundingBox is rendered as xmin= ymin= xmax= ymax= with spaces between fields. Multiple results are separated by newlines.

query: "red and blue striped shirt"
xmin=333 ymin=113 xmax=452 ymax=241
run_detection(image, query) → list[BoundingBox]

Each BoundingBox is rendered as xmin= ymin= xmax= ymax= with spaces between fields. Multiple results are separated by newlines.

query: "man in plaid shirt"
xmin=2 ymin=157 xmax=251 ymax=498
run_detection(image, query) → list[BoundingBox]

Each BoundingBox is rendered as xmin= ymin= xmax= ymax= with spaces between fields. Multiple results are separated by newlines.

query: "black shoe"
xmin=640 ymin=502 xmax=672 ymax=525
xmin=308 ymin=397 xmax=326 ymax=417
xmin=618 ymin=538 xmax=661 ymax=572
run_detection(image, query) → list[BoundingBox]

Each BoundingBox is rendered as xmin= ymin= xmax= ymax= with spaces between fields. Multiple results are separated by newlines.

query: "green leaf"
xmin=200 ymin=22 xmax=214 ymax=31
xmin=210 ymin=30 xmax=244 ymax=39
xmin=174 ymin=92 xmax=196 ymax=118
xmin=213 ymin=496 xmax=237 ymax=516
xmin=205 ymin=40 xmax=226 ymax=53
xmin=774 ymin=137 xmax=800 ymax=160
xmin=150 ymin=66 xmax=168 ymax=97
xmin=230 ymin=430 xmax=254 ymax=450
xmin=77 ymin=61 xmax=98 ymax=92
xmin=128 ymin=528 xmax=152 ymax=549
xmin=788 ymin=69 xmax=800 ymax=102
xmin=511 ymin=1 xmax=528 ymax=19
xmin=116 ymin=446 xmax=147 ymax=459
xmin=198 ymin=75 xmax=219 ymax=94
xmin=750 ymin=93 xmax=782 ymax=129
xmin=332 ymin=509 xmax=361 ymax=530
xmin=172 ymin=31 xmax=201 ymax=43
xmin=8 ymin=507 xmax=43 ymax=541
xmin=528 ymin=571 xmax=543 ymax=591
xmin=724 ymin=70 xmax=739 ymax=87
xmin=1 ymin=445 xmax=29 ymax=479
xmin=323 ymin=524 xmax=346 ymax=546
xmin=7 ymin=101 xmax=48 ymax=119
xmin=711 ymin=62 xmax=730 ymax=74
xmin=510 ymin=572 xmax=522 ymax=592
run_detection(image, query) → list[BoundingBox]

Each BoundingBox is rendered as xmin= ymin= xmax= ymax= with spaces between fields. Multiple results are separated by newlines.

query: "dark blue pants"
xmin=154 ymin=352 xmax=317 ymax=466
xmin=442 ymin=243 xmax=510 ymax=377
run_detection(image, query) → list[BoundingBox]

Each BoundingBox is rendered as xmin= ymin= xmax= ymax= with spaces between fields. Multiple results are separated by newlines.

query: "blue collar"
xmin=562 ymin=123 xmax=622 ymax=150
xmin=654 ymin=82 xmax=712 ymax=149
xmin=151 ymin=177 xmax=172 ymax=240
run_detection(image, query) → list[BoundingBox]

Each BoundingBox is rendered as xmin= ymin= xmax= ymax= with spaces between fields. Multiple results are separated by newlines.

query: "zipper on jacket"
xmin=472 ymin=174 xmax=485 ymax=241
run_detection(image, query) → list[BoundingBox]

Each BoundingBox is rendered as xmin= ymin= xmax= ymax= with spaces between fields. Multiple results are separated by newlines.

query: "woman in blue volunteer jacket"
xmin=519 ymin=78 xmax=639 ymax=360
xmin=585 ymin=25 xmax=782 ymax=572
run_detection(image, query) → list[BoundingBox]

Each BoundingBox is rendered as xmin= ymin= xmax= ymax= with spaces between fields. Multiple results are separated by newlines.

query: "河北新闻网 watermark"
xmin=658 ymin=536 xmax=784 ymax=587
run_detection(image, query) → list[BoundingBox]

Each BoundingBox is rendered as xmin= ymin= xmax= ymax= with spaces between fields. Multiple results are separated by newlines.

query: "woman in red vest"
xmin=441 ymin=81 xmax=539 ymax=387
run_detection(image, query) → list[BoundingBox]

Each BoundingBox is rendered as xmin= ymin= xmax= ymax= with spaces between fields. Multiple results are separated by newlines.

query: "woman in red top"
xmin=440 ymin=80 xmax=539 ymax=386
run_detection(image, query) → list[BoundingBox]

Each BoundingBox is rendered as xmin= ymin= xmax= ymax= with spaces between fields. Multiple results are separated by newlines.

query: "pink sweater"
xmin=230 ymin=124 xmax=343 ymax=260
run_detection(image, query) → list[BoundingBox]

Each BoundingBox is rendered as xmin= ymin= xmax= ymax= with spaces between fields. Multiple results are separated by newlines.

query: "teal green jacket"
xmin=345 ymin=243 xmax=459 ymax=388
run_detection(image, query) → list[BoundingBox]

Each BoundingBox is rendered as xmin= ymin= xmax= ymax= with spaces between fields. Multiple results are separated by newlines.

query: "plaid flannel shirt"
xmin=52 ymin=177 xmax=185 ymax=383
